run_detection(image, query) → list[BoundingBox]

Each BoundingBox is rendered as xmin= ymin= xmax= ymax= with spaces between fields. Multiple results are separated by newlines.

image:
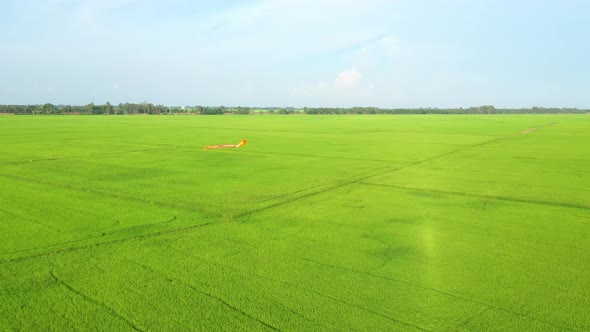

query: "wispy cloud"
xmin=334 ymin=68 xmax=362 ymax=89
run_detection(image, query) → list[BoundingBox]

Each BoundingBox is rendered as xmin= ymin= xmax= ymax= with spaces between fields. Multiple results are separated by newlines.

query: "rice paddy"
xmin=1 ymin=114 xmax=589 ymax=331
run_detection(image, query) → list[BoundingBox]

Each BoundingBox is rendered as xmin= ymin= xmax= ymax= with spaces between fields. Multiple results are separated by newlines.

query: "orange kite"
xmin=204 ymin=139 xmax=247 ymax=150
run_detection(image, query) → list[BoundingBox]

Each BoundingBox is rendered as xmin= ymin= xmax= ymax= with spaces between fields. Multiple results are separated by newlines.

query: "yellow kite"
xmin=204 ymin=139 xmax=247 ymax=150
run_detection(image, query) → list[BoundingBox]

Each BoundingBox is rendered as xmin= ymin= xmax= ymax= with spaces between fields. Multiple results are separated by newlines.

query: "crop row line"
xmin=241 ymin=150 xmax=394 ymax=163
xmin=158 ymin=247 xmax=431 ymax=332
xmin=360 ymin=182 xmax=588 ymax=210
xmin=0 ymin=172 xmax=212 ymax=217
xmin=0 ymin=216 xmax=177 ymax=258
xmin=50 ymin=270 xmax=144 ymax=331
xmin=0 ymin=208 xmax=62 ymax=233
xmin=0 ymin=147 xmax=166 ymax=166
xmin=1 ymin=220 xmax=217 ymax=264
xmin=165 ymin=230 xmax=577 ymax=332
xmin=455 ymin=307 xmax=491 ymax=330
xmin=453 ymin=240 xmax=590 ymax=300
xmin=237 ymin=132 xmax=519 ymax=217
xmin=236 ymin=167 xmax=396 ymax=219
xmin=256 ymin=166 xmax=393 ymax=204
xmin=130 ymin=260 xmax=282 ymax=331
xmin=301 ymin=258 xmax=577 ymax=331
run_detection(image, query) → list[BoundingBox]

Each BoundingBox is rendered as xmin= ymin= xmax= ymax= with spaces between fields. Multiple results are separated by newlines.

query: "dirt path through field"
xmin=520 ymin=128 xmax=537 ymax=134
xmin=519 ymin=122 xmax=556 ymax=135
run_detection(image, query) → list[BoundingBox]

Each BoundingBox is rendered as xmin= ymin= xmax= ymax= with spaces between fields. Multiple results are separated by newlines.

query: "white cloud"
xmin=291 ymin=68 xmax=367 ymax=101
xmin=334 ymin=68 xmax=363 ymax=89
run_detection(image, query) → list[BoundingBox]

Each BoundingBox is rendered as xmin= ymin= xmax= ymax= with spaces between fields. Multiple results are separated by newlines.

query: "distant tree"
xmin=481 ymin=105 xmax=495 ymax=114
xmin=84 ymin=103 xmax=95 ymax=114
xmin=43 ymin=103 xmax=55 ymax=114
xmin=199 ymin=106 xmax=223 ymax=115
xmin=235 ymin=106 xmax=251 ymax=115
xmin=105 ymin=102 xmax=114 ymax=114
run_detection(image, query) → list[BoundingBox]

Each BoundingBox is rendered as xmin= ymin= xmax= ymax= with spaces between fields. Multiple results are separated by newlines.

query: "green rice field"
xmin=1 ymin=114 xmax=589 ymax=331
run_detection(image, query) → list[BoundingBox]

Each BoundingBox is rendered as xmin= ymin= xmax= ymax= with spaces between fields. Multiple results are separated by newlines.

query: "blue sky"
xmin=1 ymin=0 xmax=589 ymax=108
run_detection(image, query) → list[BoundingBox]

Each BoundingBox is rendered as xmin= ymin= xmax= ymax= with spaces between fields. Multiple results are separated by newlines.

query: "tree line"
xmin=300 ymin=105 xmax=588 ymax=114
xmin=0 ymin=103 xmax=587 ymax=115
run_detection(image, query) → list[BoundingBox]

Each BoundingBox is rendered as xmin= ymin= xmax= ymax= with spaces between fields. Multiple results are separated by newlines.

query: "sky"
xmin=1 ymin=0 xmax=589 ymax=108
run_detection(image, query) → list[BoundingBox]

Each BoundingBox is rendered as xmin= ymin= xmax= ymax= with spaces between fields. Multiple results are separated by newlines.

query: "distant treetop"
xmin=0 ymin=103 xmax=587 ymax=115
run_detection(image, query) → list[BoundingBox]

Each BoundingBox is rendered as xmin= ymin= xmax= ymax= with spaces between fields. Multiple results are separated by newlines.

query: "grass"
xmin=1 ymin=114 xmax=589 ymax=331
